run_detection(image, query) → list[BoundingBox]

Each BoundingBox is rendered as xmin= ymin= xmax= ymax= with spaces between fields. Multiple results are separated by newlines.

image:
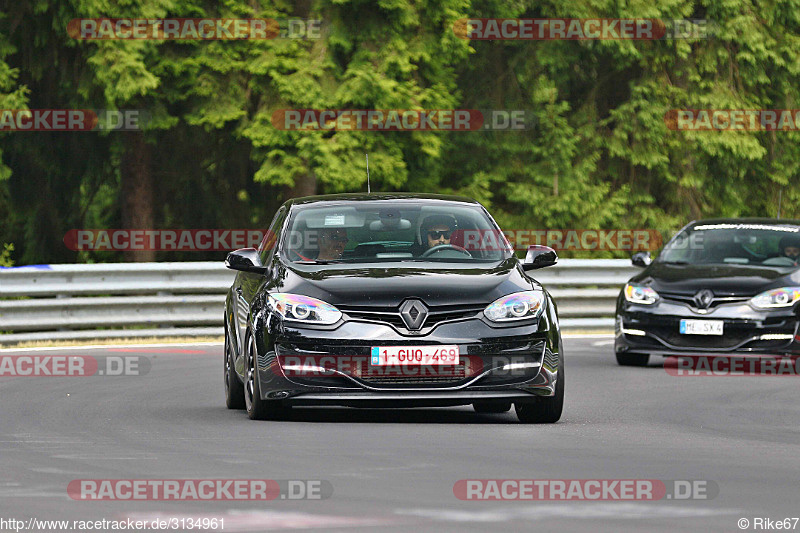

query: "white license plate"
xmin=370 ymin=345 xmax=460 ymax=366
xmin=680 ymin=319 xmax=724 ymax=335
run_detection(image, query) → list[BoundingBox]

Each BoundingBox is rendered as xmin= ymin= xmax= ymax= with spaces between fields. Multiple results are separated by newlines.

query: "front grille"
xmin=657 ymin=328 xmax=753 ymax=348
xmin=659 ymin=292 xmax=751 ymax=310
xmin=361 ymin=376 xmax=465 ymax=384
xmin=339 ymin=303 xmax=484 ymax=330
xmin=355 ymin=360 xmax=469 ymax=384
xmin=339 ymin=308 xmax=406 ymax=328
xmin=276 ymin=339 xmax=546 ymax=387
xmin=644 ymin=324 xmax=792 ymax=349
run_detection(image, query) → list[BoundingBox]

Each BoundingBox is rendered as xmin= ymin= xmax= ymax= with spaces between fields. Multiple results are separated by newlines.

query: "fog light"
xmin=501 ymin=362 xmax=541 ymax=371
xmin=621 ymin=327 xmax=646 ymax=336
xmin=282 ymin=364 xmax=327 ymax=373
xmin=758 ymin=334 xmax=794 ymax=341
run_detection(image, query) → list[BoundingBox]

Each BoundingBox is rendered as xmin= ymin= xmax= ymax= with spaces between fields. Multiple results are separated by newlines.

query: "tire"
xmin=473 ymin=401 xmax=512 ymax=414
xmin=615 ymin=352 xmax=649 ymax=366
xmin=224 ymin=326 xmax=246 ymax=410
xmin=244 ymin=332 xmax=291 ymax=421
xmin=515 ymin=348 xmax=564 ymax=424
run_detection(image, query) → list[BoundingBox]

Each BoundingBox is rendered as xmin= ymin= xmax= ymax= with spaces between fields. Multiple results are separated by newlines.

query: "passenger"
xmin=317 ymin=228 xmax=348 ymax=260
xmin=779 ymin=235 xmax=800 ymax=265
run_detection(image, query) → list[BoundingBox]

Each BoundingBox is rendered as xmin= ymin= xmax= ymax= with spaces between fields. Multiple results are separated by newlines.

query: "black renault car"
xmin=615 ymin=218 xmax=800 ymax=365
xmin=223 ymin=193 xmax=564 ymax=423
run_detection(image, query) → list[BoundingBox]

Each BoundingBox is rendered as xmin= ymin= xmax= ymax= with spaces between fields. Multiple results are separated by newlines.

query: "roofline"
xmin=282 ymin=192 xmax=483 ymax=208
xmin=687 ymin=217 xmax=800 ymax=226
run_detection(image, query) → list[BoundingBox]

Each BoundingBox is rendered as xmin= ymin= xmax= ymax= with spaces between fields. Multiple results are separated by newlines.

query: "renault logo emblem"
xmin=693 ymin=289 xmax=714 ymax=309
xmin=399 ymin=299 xmax=428 ymax=330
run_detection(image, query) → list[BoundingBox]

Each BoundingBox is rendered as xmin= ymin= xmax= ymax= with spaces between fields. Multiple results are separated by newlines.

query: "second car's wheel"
xmin=244 ymin=332 xmax=291 ymax=421
xmin=615 ymin=352 xmax=650 ymax=366
xmin=224 ymin=326 xmax=245 ymax=410
xmin=516 ymin=352 xmax=564 ymax=424
xmin=473 ymin=401 xmax=512 ymax=413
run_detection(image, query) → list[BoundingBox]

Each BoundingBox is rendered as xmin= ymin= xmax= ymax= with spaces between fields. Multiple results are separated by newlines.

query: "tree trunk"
xmin=553 ymin=170 xmax=558 ymax=196
xmin=284 ymin=173 xmax=317 ymax=200
xmin=121 ymin=132 xmax=155 ymax=262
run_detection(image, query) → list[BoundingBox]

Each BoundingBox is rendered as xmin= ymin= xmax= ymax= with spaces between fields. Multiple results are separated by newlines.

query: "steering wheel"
xmin=741 ymin=244 xmax=767 ymax=261
xmin=420 ymin=244 xmax=472 ymax=258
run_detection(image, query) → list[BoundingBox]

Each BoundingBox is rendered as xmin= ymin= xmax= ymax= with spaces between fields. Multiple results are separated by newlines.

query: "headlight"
xmin=750 ymin=287 xmax=800 ymax=309
xmin=624 ymin=283 xmax=659 ymax=305
xmin=484 ymin=291 xmax=546 ymax=322
xmin=267 ymin=293 xmax=342 ymax=325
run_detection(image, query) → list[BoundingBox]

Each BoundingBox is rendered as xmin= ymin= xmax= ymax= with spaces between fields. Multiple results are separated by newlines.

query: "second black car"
xmin=616 ymin=218 xmax=800 ymax=365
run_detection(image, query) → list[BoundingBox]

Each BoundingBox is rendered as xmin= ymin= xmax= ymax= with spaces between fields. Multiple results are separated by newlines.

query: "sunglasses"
xmin=322 ymin=234 xmax=348 ymax=243
xmin=428 ymin=230 xmax=452 ymax=239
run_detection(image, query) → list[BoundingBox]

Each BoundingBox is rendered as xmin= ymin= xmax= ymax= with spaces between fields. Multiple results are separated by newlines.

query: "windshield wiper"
xmin=659 ymin=260 xmax=690 ymax=265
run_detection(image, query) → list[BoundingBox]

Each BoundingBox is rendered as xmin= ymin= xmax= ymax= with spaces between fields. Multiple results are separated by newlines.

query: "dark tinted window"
xmin=281 ymin=201 xmax=511 ymax=263
xmin=659 ymin=223 xmax=800 ymax=265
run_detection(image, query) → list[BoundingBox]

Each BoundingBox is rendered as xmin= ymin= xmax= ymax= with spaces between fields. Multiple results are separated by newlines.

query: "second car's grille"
xmin=657 ymin=328 xmax=752 ymax=348
xmin=659 ymin=292 xmax=751 ymax=309
xmin=644 ymin=324 xmax=793 ymax=349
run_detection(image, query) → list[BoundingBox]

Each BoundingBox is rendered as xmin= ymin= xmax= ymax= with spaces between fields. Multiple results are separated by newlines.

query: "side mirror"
xmin=225 ymin=248 xmax=269 ymax=274
xmin=631 ymin=251 xmax=652 ymax=268
xmin=522 ymin=245 xmax=558 ymax=271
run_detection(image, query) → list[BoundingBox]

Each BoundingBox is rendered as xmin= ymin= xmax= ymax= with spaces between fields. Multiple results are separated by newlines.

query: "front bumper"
xmin=615 ymin=297 xmax=800 ymax=357
xmin=254 ymin=316 xmax=561 ymax=407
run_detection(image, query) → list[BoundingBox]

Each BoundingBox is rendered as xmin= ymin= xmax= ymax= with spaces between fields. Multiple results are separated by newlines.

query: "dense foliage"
xmin=1 ymin=0 xmax=799 ymax=264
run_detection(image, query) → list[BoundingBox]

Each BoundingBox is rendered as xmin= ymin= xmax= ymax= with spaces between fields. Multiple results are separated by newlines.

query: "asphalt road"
xmin=1 ymin=336 xmax=798 ymax=532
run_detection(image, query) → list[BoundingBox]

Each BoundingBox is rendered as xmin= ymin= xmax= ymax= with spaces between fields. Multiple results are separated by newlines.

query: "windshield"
xmin=658 ymin=222 xmax=800 ymax=266
xmin=281 ymin=201 xmax=512 ymax=264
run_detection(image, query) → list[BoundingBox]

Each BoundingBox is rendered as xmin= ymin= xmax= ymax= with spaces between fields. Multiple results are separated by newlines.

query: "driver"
xmin=420 ymin=215 xmax=457 ymax=251
xmin=427 ymin=224 xmax=452 ymax=249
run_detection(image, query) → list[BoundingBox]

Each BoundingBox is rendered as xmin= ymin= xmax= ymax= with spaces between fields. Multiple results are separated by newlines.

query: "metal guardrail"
xmin=0 ymin=260 xmax=637 ymax=344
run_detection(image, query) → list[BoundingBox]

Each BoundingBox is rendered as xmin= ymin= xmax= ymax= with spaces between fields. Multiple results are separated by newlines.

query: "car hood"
xmin=631 ymin=262 xmax=800 ymax=296
xmin=272 ymin=258 xmax=537 ymax=307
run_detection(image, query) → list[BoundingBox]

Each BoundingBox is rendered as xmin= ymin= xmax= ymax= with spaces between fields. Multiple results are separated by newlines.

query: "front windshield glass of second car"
xmin=658 ymin=223 xmax=800 ymax=266
xmin=282 ymin=202 xmax=512 ymax=263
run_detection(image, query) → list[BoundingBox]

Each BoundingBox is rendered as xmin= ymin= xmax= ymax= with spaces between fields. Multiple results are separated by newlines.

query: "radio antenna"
xmin=365 ymin=153 xmax=371 ymax=194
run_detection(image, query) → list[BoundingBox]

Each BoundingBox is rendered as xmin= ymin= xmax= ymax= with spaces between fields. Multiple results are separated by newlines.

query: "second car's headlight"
xmin=624 ymin=283 xmax=659 ymax=305
xmin=750 ymin=287 xmax=800 ymax=309
xmin=267 ymin=293 xmax=342 ymax=324
xmin=484 ymin=291 xmax=546 ymax=322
